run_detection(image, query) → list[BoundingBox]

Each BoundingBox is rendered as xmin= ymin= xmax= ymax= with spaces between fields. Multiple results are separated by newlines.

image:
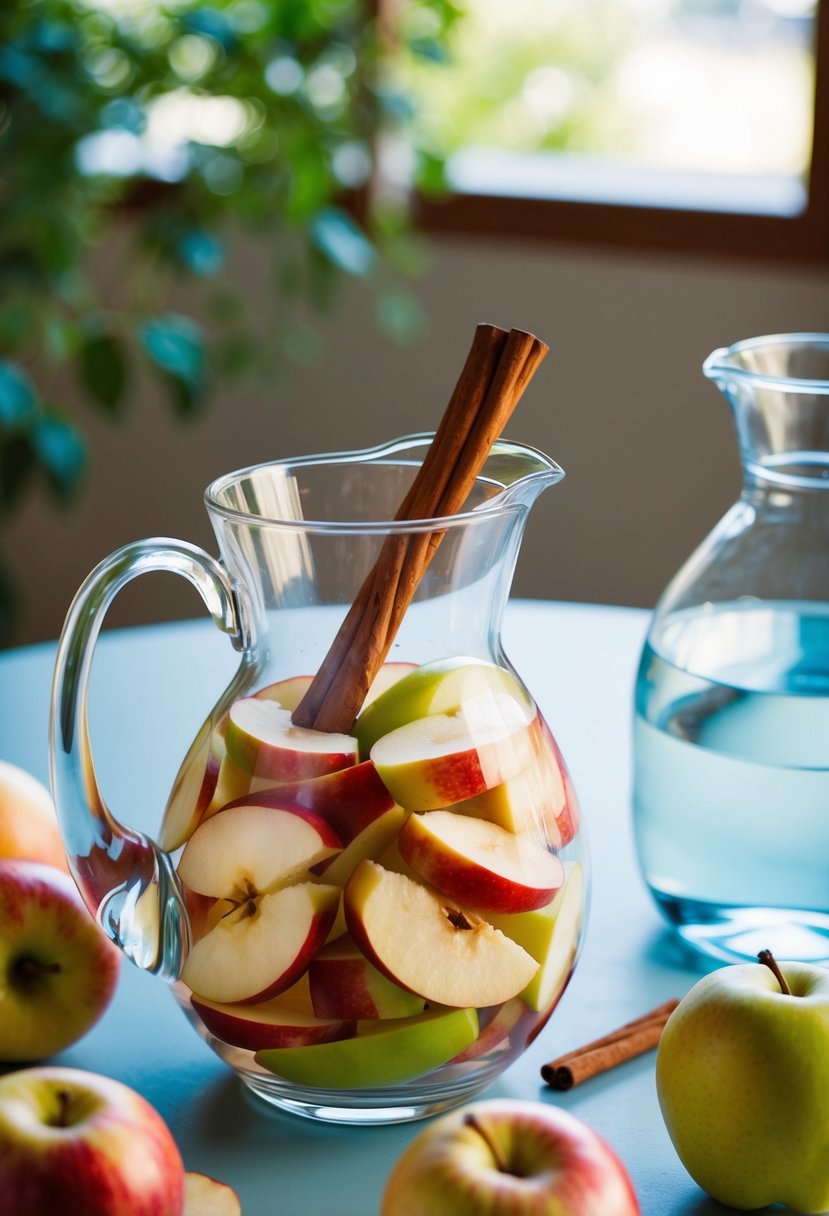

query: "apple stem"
xmin=53 ymin=1089 xmax=72 ymax=1129
xmin=758 ymin=949 xmax=791 ymax=996
xmin=464 ymin=1113 xmax=513 ymax=1175
xmin=13 ymin=956 xmax=61 ymax=986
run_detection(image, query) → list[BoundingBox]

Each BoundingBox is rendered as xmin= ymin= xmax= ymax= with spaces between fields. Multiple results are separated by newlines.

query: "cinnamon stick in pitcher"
xmin=291 ymin=324 xmax=549 ymax=735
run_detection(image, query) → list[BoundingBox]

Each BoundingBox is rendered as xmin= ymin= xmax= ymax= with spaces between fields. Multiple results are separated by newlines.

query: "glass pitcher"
xmin=50 ymin=434 xmax=588 ymax=1124
xmin=633 ymin=334 xmax=829 ymax=966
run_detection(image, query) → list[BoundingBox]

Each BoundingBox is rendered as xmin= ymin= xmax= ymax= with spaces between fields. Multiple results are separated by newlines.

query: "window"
xmin=395 ymin=0 xmax=829 ymax=263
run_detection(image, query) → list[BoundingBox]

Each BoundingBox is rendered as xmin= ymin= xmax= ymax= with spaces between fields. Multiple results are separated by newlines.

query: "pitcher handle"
xmin=49 ymin=538 xmax=255 ymax=982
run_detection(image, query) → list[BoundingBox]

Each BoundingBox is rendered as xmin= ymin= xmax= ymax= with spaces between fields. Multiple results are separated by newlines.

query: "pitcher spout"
xmin=479 ymin=439 xmax=565 ymax=513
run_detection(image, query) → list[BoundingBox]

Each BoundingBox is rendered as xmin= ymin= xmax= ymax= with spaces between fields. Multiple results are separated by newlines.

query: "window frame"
xmin=409 ymin=1 xmax=829 ymax=266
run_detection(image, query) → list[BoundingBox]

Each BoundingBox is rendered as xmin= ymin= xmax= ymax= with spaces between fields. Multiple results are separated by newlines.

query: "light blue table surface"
xmin=0 ymin=600 xmax=727 ymax=1215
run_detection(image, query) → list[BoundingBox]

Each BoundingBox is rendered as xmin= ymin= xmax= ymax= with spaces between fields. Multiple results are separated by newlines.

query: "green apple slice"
xmin=255 ymin=1006 xmax=479 ymax=1088
xmin=355 ymin=657 xmax=532 ymax=759
xmin=486 ymin=863 xmax=585 ymax=1013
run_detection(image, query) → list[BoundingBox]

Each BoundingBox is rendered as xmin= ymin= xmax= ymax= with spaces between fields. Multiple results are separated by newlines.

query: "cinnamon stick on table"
xmin=291 ymin=324 xmax=549 ymax=735
xmin=541 ymin=999 xmax=679 ymax=1091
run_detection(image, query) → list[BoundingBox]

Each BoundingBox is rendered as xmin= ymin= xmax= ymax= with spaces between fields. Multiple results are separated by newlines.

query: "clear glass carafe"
xmin=50 ymin=435 xmax=588 ymax=1124
xmin=633 ymin=334 xmax=829 ymax=965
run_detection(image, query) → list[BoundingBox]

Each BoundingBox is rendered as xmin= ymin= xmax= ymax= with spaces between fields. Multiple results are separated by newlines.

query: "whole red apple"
xmin=381 ymin=1098 xmax=639 ymax=1215
xmin=0 ymin=859 xmax=120 ymax=1061
xmin=0 ymin=1066 xmax=185 ymax=1215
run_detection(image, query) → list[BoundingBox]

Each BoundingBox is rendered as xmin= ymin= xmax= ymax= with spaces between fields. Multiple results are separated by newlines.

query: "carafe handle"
xmin=49 ymin=538 xmax=255 ymax=981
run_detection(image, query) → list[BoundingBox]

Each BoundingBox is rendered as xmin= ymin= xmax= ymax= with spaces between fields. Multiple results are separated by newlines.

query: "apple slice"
xmin=486 ymin=862 xmax=585 ymax=1014
xmin=181 ymin=881 xmax=340 ymax=1004
xmin=184 ymin=1172 xmax=241 ymax=1216
xmin=362 ymin=661 xmax=418 ymax=707
xmin=224 ymin=697 xmax=358 ymax=782
xmin=308 ymin=935 xmax=425 ymax=1020
xmin=227 ymin=760 xmax=397 ymax=845
xmin=191 ymin=992 xmax=356 ymax=1050
xmin=344 ymin=860 xmax=538 ymax=1007
xmin=452 ymin=738 xmax=567 ymax=848
xmin=541 ymin=718 xmax=580 ymax=849
xmin=313 ymin=805 xmax=408 ymax=888
xmin=398 ymin=811 xmax=564 ymax=913
xmin=356 ymin=657 xmax=533 ymax=758
xmin=450 ymin=997 xmax=532 ymax=1064
xmin=177 ymin=803 xmax=342 ymax=899
xmin=184 ymin=889 xmax=235 ymax=944
xmin=370 ymin=695 xmax=541 ymax=812
xmin=253 ymin=675 xmax=313 ymax=710
xmin=159 ymin=719 xmax=224 ymax=851
xmin=255 ymin=1006 xmax=479 ymax=1088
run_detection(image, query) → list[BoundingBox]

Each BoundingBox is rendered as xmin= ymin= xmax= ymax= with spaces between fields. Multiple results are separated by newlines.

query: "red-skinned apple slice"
xmin=312 ymin=805 xmax=408 ymax=887
xmin=450 ymin=996 xmax=532 ymax=1064
xmin=181 ymin=881 xmax=340 ymax=1004
xmin=253 ymin=675 xmax=312 ymax=710
xmin=159 ymin=719 xmax=224 ymax=851
xmin=398 ymin=811 xmax=564 ymax=913
xmin=540 ymin=718 xmax=580 ymax=848
xmin=223 ymin=760 xmax=397 ymax=846
xmin=177 ymin=803 xmax=342 ymax=898
xmin=308 ymin=934 xmax=425 ymax=1020
xmin=224 ymin=697 xmax=357 ymax=782
xmin=371 ymin=695 xmax=542 ymax=812
xmin=344 ymin=860 xmax=538 ymax=1007
xmin=190 ymin=992 xmax=356 ymax=1050
xmin=452 ymin=737 xmax=567 ymax=848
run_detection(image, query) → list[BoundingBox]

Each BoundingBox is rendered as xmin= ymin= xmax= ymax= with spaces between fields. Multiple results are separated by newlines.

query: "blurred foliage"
xmin=0 ymin=0 xmax=463 ymax=643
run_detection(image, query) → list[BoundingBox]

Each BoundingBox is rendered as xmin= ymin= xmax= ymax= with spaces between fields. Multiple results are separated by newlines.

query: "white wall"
xmin=6 ymin=232 xmax=828 ymax=647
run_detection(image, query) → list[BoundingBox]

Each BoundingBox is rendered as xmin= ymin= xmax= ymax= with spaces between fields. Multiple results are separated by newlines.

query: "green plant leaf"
xmin=31 ymin=413 xmax=87 ymax=498
xmin=78 ymin=330 xmax=128 ymax=414
xmin=0 ymin=360 xmax=37 ymax=428
xmin=139 ymin=314 xmax=205 ymax=385
xmin=310 ymin=207 xmax=377 ymax=277
xmin=178 ymin=230 xmax=225 ymax=277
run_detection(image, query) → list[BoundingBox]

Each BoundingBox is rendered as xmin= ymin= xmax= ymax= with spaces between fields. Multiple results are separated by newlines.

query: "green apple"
xmin=0 ymin=860 xmax=120 ymax=1062
xmin=255 ymin=1006 xmax=479 ymax=1088
xmin=380 ymin=1098 xmax=640 ymax=1214
xmin=656 ymin=950 xmax=829 ymax=1212
xmin=486 ymin=863 xmax=585 ymax=1013
xmin=355 ymin=657 xmax=531 ymax=759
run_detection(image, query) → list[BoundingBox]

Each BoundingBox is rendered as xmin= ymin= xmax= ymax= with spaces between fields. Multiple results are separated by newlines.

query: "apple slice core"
xmin=177 ymin=803 xmax=341 ymax=898
xmin=181 ymin=881 xmax=339 ymax=1004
